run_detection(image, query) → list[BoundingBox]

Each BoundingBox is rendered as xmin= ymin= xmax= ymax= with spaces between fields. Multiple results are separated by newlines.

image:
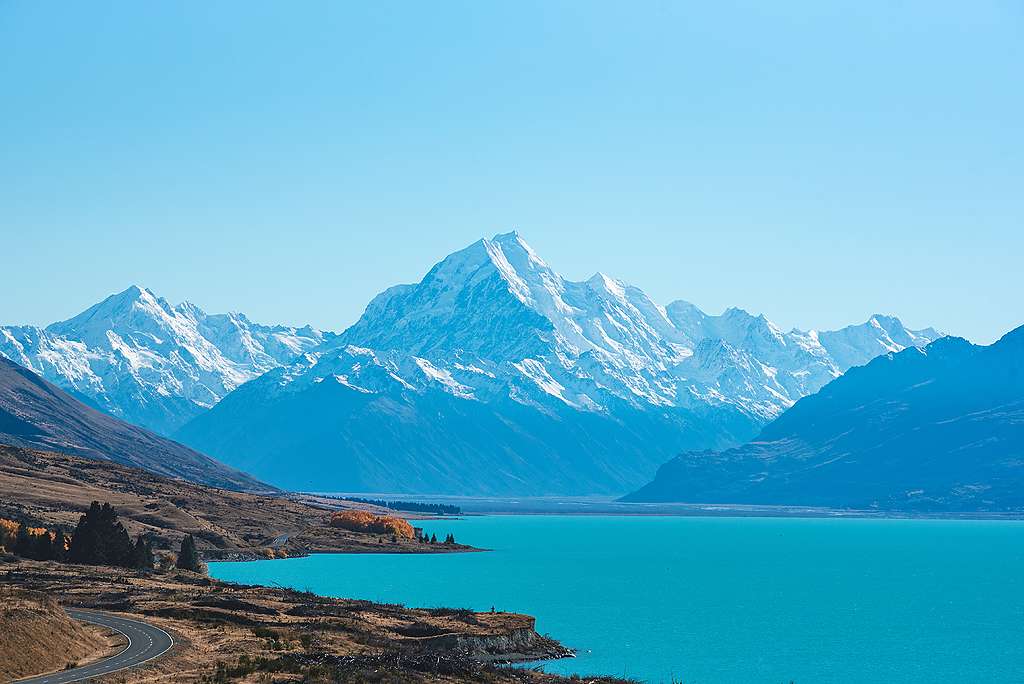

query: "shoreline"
xmin=455 ymin=508 xmax=1024 ymax=521
xmin=0 ymin=557 xmax=586 ymax=683
xmin=206 ymin=505 xmax=1024 ymax=566
xmin=206 ymin=540 xmax=488 ymax=563
xmin=301 ymin=492 xmax=1024 ymax=521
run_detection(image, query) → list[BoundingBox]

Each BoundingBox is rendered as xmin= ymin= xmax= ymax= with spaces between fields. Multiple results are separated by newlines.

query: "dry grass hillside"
xmin=0 ymin=587 xmax=120 ymax=680
xmin=0 ymin=445 xmax=470 ymax=559
xmin=0 ymin=558 xmax=637 ymax=684
xmin=0 ymin=356 xmax=264 ymax=490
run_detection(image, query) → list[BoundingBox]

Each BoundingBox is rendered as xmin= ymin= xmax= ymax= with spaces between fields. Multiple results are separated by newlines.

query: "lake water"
xmin=209 ymin=515 xmax=1024 ymax=683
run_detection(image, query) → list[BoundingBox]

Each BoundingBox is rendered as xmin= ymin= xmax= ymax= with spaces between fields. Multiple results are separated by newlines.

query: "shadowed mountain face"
xmin=624 ymin=325 xmax=1024 ymax=511
xmin=0 ymin=356 xmax=267 ymax=491
xmin=174 ymin=233 xmax=941 ymax=496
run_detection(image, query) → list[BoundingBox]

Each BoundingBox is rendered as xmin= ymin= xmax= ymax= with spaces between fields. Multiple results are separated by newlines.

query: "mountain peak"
xmin=587 ymin=272 xmax=626 ymax=297
xmin=484 ymin=231 xmax=549 ymax=272
xmin=104 ymin=284 xmax=159 ymax=307
xmin=867 ymin=313 xmax=903 ymax=330
xmin=6 ymin=286 xmax=332 ymax=435
xmin=47 ymin=284 xmax=169 ymax=338
xmin=490 ymin=229 xmax=521 ymax=243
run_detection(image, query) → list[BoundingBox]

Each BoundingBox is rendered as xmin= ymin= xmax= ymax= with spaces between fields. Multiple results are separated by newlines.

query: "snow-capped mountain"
xmin=175 ymin=232 xmax=942 ymax=495
xmin=331 ymin=233 xmax=940 ymax=420
xmin=0 ymin=286 xmax=333 ymax=434
xmin=624 ymin=324 xmax=1024 ymax=511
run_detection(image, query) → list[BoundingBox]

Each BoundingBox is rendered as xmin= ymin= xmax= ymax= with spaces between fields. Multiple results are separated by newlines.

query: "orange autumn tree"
xmin=0 ymin=518 xmax=18 ymax=550
xmin=329 ymin=510 xmax=414 ymax=539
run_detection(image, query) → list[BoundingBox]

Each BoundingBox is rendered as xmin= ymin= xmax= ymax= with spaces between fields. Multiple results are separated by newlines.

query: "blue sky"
xmin=2 ymin=1 xmax=1021 ymax=343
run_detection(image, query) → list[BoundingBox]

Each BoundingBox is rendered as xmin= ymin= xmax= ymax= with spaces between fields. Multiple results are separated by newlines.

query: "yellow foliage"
xmin=0 ymin=518 xmax=17 ymax=547
xmin=329 ymin=510 xmax=414 ymax=539
xmin=0 ymin=518 xmax=60 ymax=551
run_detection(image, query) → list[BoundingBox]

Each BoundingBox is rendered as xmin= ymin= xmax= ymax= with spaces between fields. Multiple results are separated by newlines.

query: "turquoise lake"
xmin=209 ymin=515 xmax=1024 ymax=683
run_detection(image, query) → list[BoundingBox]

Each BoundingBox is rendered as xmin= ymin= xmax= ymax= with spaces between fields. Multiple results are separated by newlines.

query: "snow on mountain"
xmin=307 ymin=232 xmax=941 ymax=422
xmin=623 ymin=324 xmax=1024 ymax=510
xmin=175 ymin=232 xmax=942 ymax=495
xmin=0 ymin=286 xmax=333 ymax=434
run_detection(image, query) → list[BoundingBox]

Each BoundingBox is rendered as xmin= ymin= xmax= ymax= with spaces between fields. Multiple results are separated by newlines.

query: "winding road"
xmin=16 ymin=609 xmax=174 ymax=684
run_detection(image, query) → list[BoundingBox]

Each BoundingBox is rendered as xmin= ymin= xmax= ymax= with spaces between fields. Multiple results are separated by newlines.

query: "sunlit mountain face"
xmin=172 ymin=232 xmax=941 ymax=495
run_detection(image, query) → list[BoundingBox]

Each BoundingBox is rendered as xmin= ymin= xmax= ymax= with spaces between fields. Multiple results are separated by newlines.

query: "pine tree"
xmin=430 ymin=533 xmax=437 ymax=544
xmin=67 ymin=501 xmax=133 ymax=567
xmin=176 ymin=534 xmax=201 ymax=572
xmin=31 ymin=530 xmax=53 ymax=560
xmin=13 ymin=523 xmax=33 ymax=558
xmin=51 ymin=532 xmax=68 ymax=562
xmin=99 ymin=502 xmax=132 ymax=565
xmin=129 ymin=535 xmax=155 ymax=570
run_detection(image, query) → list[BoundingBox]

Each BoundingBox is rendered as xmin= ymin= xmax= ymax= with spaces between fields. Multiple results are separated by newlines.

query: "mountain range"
xmin=0 ymin=286 xmax=332 ymax=434
xmin=0 ymin=355 xmax=265 ymax=490
xmin=623 ymin=325 xmax=1024 ymax=511
xmin=172 ymin=232 xmax=941 ymax=494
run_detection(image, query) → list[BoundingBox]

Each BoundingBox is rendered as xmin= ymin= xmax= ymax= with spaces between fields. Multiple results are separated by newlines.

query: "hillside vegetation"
xmin=0 ymin=445 xmax=470 ymax=559
xmin=0 ymin=588 xmax=113 ymax=680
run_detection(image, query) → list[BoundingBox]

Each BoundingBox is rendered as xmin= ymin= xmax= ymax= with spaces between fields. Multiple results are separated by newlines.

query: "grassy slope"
xmin=0 ymin=445 xmax=471 ymax=558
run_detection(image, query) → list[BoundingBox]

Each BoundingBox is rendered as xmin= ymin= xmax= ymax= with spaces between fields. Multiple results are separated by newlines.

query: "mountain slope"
xmin=176 ymin=232 xmax=940 ymax=495
xmin=0 ymin=355 xmax=267 ymax=491
xmin=0 ymin=286 xmax=332 ymax=434
xmin=623 ymin=325 xmax=1024 ymax=511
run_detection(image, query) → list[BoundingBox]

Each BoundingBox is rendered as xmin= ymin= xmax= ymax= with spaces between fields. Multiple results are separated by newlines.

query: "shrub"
xmin=329 ymin=510 xmax=414 ymax=539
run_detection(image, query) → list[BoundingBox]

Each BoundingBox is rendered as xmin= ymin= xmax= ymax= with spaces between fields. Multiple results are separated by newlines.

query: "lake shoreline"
xmin=303 ymin=492 xmax=1024 ymax=521
xmin=458 ymin=508 xmax=1024 ymax=520
xmin=1 ymin=556 xmax=595 ymax=683
xmin=211 ymin=513 xmax=1024 ymax=683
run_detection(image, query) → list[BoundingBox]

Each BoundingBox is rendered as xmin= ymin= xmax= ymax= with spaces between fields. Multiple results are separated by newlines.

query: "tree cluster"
xmin=417 ymin=531 xmax=456 ymax=545
xmin=340 ymin=497 xmax=461 ymax=516
xmin=2 ymin=502 xmax=200 ymax=574
xmin=66 ymin=501 xmax=153 ymax=569
xmin=4 ymin=522 xmax=68 ymax=561
xmin=329 ymin=510 xmax=415 ymax=538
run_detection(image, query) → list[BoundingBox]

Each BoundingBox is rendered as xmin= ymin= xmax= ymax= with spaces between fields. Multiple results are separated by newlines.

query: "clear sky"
xmin=2 ymin=2 xmax=1021 ymax=343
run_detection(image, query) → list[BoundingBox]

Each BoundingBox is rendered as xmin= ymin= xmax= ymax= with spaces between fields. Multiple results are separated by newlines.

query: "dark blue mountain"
xmin=623 ymin=325 xmax=1024 ymax=512
xmin=0 ymin=356 xmax=267 ymax=491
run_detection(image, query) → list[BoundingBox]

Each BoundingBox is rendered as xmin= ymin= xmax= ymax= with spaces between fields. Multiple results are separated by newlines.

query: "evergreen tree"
xmin=67 ymin=501 xmax=133 ymax=567
xmin=51 ymin=532 xmax=68 ymax=562
xmin=13 ymin=523 xmax=33 ymax=557
xmin=176 ymin=534 xmax=201 ymax=572
xmin=429 ymin=533 xmax=437 ymax=544
xmin=31 ymin=530 xmax=53 ymax=560
xmin=129 ymin=535 xmax=155 ymax=570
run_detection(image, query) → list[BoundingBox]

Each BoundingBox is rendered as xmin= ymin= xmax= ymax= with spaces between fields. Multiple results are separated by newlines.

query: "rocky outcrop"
xmin=416 ymin=619 xmax=573 ymax=662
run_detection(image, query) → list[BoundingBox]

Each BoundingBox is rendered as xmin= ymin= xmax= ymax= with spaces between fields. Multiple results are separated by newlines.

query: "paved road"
xmin=16 ymin=609 xmax=174 ymax=684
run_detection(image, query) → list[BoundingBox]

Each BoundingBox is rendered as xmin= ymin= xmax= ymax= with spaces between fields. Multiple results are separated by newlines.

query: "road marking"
xmin=14 ymin=610 xmax=175 ymax=684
